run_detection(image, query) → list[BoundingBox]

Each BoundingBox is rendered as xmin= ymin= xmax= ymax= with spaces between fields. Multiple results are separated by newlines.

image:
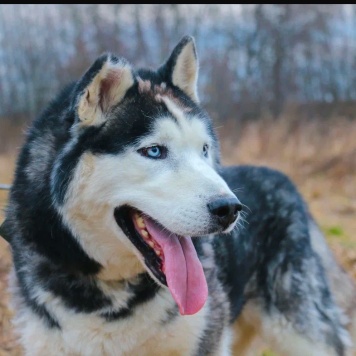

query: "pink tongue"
xmin=143 ymin=217 xmax=208 ymax=315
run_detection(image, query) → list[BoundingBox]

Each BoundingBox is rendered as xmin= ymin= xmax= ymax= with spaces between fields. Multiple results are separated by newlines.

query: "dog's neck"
xmin=96 ymin=253 xmax=146 ymax=282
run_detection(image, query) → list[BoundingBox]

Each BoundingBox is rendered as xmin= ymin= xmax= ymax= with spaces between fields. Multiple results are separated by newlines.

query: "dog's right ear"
xmin=74 ymin=54 xmax=134 ymax=126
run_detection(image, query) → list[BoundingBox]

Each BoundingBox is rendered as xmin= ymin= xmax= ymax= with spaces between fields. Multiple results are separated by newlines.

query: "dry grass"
xmin=0 ymin=117 xmax=355 ymax=355
xmin=0 ymin=154 xmax=21 ymax=356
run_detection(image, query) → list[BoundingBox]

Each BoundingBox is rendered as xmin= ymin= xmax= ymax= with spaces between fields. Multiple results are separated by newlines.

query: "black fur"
xmin=101 ymin=274 xmax=158 ymax=322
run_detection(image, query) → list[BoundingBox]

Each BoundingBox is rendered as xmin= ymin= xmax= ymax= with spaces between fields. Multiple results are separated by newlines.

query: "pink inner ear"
xmin=99 ymin=70 xmax=123 ymax=111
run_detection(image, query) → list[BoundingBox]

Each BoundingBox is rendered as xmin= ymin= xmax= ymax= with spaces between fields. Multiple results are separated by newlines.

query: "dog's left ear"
xmin=160 ymin=36 xmax=199 ymax=102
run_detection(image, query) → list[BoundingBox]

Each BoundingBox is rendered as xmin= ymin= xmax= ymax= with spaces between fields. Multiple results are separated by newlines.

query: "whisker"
xmin=240 ymin=203 xmax=251 ymax=213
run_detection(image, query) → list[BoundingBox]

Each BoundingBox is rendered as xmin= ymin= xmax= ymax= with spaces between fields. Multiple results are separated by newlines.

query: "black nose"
xmin=207 ymin=197 xmax=242 ymax=229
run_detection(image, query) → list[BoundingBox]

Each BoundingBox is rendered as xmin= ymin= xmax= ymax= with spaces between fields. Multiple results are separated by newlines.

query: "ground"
xmin=0 ymin=118 xmax=355 ymax=355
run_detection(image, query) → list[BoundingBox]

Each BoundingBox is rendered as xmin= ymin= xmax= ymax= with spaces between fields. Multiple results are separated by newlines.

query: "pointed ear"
xmin=160 ymin=36 xmax=199 ymax=102
xmin=75 ymin=54 xmax=134 ymax=126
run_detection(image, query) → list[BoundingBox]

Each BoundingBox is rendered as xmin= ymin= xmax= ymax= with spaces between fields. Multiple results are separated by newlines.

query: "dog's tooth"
xmin=141 ymin=229 xmax=148 ymax=238
xmin=148 ymin=241 xmax=155 ymax=248
xmin=137 ymin=217 xmax=145 ymax=228
xmin=155 ymin=249 xmax=161 ymax=256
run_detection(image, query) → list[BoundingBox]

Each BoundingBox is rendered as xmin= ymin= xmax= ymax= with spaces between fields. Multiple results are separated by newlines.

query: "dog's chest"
xmin=48 ymin=288 xmax=208 ymax=355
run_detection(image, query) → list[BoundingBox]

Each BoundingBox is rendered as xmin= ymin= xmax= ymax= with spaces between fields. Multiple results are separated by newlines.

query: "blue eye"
xmin=203 ymin=144 xmax=209 ymax=157
xmin=138 ymin=145 xmax=167 ymax=159
xmin=147 ymin=146 xmax=161 ymax=158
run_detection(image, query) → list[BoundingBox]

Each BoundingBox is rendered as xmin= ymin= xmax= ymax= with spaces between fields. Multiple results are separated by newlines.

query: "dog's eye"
xmin=138 ymin=145 xmax=167 ymax=159
xmin=203 ymin=144 xmax=209 ymax=158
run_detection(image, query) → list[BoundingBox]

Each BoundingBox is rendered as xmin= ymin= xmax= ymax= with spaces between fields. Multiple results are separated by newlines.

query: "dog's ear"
xmin=160 ymin=36 xmax=199 ymax=102
xmin=75 ymin=54 xmax=134 ymax=126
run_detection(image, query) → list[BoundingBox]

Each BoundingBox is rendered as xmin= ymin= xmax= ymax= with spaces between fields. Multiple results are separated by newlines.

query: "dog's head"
xmin=51 ymin=36 xmax=241 ymax=315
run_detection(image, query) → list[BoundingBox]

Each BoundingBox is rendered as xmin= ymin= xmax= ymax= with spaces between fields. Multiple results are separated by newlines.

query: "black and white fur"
xmin=3 ymin=36 xmax=355 ymax=355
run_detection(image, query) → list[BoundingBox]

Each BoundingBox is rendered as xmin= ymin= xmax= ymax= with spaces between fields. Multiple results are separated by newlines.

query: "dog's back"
xmin=221 ymin=165 xmax=356 ymax=355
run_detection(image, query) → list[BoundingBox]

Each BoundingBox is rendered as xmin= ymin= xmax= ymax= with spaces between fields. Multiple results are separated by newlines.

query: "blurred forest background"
xmin=0 ymin=4 xmax=356 ymax=124
xmin=0 ymin=4 xmax=355 ymax=355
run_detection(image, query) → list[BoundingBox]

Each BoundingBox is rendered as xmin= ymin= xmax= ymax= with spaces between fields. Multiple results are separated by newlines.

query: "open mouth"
xmin=114 ymin=206 xmax=208 ymax=315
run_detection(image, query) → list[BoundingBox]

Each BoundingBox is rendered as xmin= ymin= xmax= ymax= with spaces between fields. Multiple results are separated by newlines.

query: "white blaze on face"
xmin=109 ymin=96 xmax=235 ymax=236
xmin=75 ymin=96 xmax=235 ymax=237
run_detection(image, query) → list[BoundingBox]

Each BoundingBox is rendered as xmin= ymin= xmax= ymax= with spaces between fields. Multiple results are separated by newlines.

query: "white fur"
xmin=60 ymin=98 xmax=236 ymax=281
xmin=10 ymin=269 xmax=210 ymax=355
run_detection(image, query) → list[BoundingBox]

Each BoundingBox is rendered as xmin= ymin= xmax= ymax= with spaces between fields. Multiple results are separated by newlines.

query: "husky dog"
xmin=3 ymin=36 xmax=356 ymax=356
